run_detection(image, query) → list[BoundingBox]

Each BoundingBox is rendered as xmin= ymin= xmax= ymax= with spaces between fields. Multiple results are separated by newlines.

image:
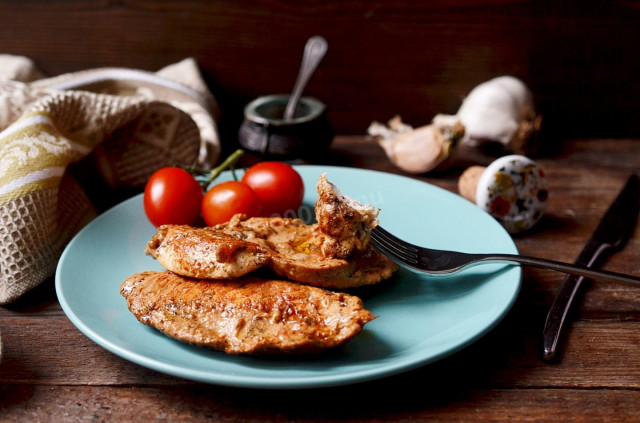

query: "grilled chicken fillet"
xmin=216 ymin=215 xmax=396 ymax=289
xmin=147 ymin=216 xmax=396 ymax=289
xmin=145 ymin=225 xmax=269 ymax=279
xmin=121 ymin=271 xmax=376 ymax=355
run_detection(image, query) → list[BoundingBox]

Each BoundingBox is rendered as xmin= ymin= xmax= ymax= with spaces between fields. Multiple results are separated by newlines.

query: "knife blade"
xmin=542 ymin=174 xmax=640 ymax=361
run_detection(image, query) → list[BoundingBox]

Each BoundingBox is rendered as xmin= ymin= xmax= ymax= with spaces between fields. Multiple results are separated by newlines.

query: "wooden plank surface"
xmin=3 ymin=385 xmax=640 ymax=422
xmin=1 ymin=1 xmax=639 ymax=141
xmin=2 ymin=136 xmax=640 ymax=421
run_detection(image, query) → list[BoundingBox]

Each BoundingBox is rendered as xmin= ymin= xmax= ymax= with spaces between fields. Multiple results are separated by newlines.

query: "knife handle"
xmin=542 ymin=239 xmax=611 ymax=361
xmin=542 ymin=274 xmax=586 ymax=360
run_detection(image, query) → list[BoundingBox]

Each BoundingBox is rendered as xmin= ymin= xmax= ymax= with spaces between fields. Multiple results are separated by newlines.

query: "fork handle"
xmin=472 ymin=254 xmax=640 ymax=287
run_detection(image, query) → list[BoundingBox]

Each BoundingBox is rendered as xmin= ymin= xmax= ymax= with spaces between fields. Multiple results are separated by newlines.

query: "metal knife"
xmin=542 ymin=174 xmax=640 ymax=361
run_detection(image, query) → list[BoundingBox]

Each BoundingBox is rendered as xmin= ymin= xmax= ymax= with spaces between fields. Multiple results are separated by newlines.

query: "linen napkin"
xmin=0 ymin=55 xmax=221 ymax=304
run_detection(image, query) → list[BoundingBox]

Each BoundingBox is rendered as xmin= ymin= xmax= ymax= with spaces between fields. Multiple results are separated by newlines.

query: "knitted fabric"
xmin=0 ymin=55 xmax=220 ymax=303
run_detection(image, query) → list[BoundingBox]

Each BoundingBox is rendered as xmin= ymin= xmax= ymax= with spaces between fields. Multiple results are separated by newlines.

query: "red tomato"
xmin=143 ymin=167 xmax=204 ymax=227
xmin=241 ymin=162 xmax=304 ymax=217
xmin=202 ymin=181 xmax=262 ymax=226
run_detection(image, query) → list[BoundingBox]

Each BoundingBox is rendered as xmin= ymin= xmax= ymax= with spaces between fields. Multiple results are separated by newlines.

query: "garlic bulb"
xmin=367 ymin=115 xmax=464 ymax=174
xmin=452 ymin=76 xmax=541 ymax=153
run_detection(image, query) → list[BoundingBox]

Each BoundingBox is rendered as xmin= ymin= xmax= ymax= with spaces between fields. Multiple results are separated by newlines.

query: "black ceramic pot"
xmin=238 ymin=95 xmax=333 ymax=159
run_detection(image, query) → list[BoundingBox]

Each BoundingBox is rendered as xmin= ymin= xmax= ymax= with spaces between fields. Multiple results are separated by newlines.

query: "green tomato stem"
xmin=201 ymin=149 xmax=245 ymax=189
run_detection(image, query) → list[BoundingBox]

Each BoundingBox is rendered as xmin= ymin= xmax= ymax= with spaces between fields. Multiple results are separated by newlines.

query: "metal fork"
xmin=370 ymin=226 xmax=640 ymax=287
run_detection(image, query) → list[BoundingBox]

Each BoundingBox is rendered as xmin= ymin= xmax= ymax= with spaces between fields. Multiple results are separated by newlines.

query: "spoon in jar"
xmin=283 ymin=35 xmax=328 ymax=121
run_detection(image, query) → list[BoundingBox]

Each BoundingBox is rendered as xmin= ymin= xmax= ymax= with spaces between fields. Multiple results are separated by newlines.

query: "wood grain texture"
xmin=1 ymin=136 xmax=640 ymax=421
xmin=1 ymin=0 xmax=639 ymax=145
xmin=3 ymin=385 xmax=640 ymax=422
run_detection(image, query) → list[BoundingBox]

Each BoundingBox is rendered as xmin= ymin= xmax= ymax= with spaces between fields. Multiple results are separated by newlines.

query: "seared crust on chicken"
xmin=120 ymin=271 xmax=376 ymax=355
xmin=315 ymin=173 xmax=379 ymax=259
xmin=147 ymin=216 xmax=396 ymax=289
xmin=145 ymin=225 xmax=269 ymax=279
xmin=219 ymin=215 xmax=396 ymax=289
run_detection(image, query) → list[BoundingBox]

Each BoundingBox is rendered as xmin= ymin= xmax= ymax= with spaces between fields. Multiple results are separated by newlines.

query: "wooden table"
xmin=2 ymin=136 xmax=640 ymax=422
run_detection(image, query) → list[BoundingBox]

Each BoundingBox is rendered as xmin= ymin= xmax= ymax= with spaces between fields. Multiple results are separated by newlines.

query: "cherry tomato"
xmin=143 ymin=167 xmax=204 ymax=227
xmin=202 ymin=181 xmax=262 ymax=226
xmin=241 ymin=162 xmax=304 ymax=217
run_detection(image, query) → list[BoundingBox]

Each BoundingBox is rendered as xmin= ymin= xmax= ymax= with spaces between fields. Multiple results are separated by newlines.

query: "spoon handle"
xmin=284 ymin=36 xmax=328 ymax=121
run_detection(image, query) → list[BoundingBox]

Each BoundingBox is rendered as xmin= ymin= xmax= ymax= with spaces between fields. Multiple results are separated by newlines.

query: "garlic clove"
xmin=378 ymin=125 xmax=448 ymax=174
xmin=368 ymin=115 xmax=464 ymax=174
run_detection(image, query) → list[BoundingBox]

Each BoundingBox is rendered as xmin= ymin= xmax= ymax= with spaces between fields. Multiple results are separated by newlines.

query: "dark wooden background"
xmin=2 ymin=0 xmax=639 ymax=155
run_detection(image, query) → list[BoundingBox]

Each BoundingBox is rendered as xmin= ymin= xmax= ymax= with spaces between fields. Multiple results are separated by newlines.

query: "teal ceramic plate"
xmin=56 ymin=165 xmax=520 ymax=389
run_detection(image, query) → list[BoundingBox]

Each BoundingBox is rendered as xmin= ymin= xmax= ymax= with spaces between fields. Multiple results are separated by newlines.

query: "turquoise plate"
xmin=56 ymin=165 xmax=521 ymax=389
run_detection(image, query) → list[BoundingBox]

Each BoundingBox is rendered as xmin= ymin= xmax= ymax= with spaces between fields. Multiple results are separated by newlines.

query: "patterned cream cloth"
xmin=0 ymin=55 xmax=221 ymax=304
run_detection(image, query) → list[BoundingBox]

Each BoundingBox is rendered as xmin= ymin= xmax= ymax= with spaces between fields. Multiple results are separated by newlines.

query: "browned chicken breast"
xmin=120 ymin=271 xmax=376 ymax=355
xmin=315 ymin=173 xmax=379 ymax=259
xmin=216 ymin=215 xmax=396 ymax=289
xmin=147 ymin=216 xmax=396 ymax=289
xmin=145 ymin=225 xmax=269 ymax=279
xmin=144 ymin=174 xmax=397 ymax=289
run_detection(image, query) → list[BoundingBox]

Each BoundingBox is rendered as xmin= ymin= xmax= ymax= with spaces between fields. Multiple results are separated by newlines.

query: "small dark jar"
xmin=238 ymin=95 xmax=333 ymax=159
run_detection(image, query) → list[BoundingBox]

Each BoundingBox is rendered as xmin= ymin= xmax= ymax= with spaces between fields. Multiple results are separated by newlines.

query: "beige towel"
xmin=0 ymin=55 xmax=221 ymax=304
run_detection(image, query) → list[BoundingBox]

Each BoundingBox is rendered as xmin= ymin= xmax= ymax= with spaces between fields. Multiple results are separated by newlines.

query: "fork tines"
xmin=370 ymin=226 xmax=420 ymax=266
